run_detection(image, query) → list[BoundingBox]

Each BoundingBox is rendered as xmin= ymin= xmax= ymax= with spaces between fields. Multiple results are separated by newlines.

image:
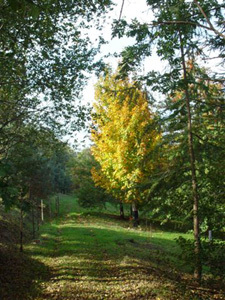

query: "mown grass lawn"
xmin=22 ymin=195 xmax=224 ymax=300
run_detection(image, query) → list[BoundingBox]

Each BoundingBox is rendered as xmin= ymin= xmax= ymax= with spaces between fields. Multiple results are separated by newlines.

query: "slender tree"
xmin=112 ymin=0 xmax=225 ymax=281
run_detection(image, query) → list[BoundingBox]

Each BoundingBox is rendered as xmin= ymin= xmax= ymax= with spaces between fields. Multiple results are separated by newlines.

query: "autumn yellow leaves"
xmin=91 ymin=70 xmax=161 ymax=206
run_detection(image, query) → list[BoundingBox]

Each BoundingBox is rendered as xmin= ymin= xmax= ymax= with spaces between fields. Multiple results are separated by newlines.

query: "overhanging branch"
xmin=193 ymin=0 xmax=225 ymax=40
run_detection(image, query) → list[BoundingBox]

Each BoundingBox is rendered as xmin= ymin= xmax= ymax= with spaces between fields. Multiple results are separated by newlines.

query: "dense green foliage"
xmin=0 ymin=0 xmax=112 ymax=161
xmin=0 ymin=127 xmax=73 ymax=209
xmin=111 ymin=0 xmax=225 ymax=280
xmin=70 ymin=148 xmax=113 ymax=208
xmin=0 ymin=0 xmax=113 ymax=246
xmin=177 ymin=236 xmax=225 ymax=278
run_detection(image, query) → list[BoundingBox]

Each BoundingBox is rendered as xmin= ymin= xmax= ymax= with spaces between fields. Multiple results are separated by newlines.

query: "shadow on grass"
xmin=23 ymin=215 xmax=225 ymax=299
xmin=0 ymin=244 xmax=51 ymax=300
xmin=82 ymin=211 xmax=127 ymax=220
xmin=29 ymin=222 xmax=181 ymax=281
xmin=29 ymin=216 xmax=183 ymax=274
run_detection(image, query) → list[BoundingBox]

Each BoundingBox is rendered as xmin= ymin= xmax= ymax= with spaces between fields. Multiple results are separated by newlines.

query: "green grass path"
xmin=24 ymin=195 xmax=224 ymax=300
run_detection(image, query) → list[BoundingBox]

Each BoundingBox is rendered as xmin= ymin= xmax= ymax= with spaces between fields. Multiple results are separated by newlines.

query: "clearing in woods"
xmin=1 ymin=195 xmax=224 ymax=300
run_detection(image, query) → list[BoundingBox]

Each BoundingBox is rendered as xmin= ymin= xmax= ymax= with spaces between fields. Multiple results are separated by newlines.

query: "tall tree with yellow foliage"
xmin=91 ymin=70 xmax=160 ymax=225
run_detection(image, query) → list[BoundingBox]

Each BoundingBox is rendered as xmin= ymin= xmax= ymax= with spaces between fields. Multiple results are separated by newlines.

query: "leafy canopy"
xmin=91 ymin=70 xmax=161 ymax=204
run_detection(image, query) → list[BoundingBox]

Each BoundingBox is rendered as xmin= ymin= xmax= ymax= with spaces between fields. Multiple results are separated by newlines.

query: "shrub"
xmin=176 ymin=236 xmax=225 ymax=278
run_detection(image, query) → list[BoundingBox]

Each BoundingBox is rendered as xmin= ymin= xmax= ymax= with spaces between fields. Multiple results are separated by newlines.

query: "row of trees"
xmin=0 ymin=0 xmax=113 ymax=205
xmin=88 ymin=65 xmax=224 ymax=281
xmin=0 ymin=125 xmax=74 ymax=250
xmin=0 ymin=0 xmax=113 ymax=249
xmin=0 ymin=0 xmax=112 ymax=160
xmin=70 ymin=60 xmax=223 ymax=280
xmin=108 ymin=0 xmax=225 ymax=282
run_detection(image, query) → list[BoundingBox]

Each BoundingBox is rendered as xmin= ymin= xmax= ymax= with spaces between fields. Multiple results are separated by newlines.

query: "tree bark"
xmin=32 ymin=204 xmax=35 ymax=239
xmin=55 ymin=195 xmax=60 ymax=216
xmin=179 ymin=31 xmax=202 ymax=282
xmin=19 ymin=199 xmax=23 ymax=252
xmin=30 ymin=187 xmax=35 ymax=239
xmin=48 ymin=197 xmax=52 ymax=219
xmin=119 ymin=202 xmax=125 ymax=219
xmin=132 ymin=202 xmax=139 ymax=227
xmin=130 ymin=205 xmax=133 ymax=218
xmin=41 ymin=199 xmax=44 ymax=224
xmin=36 ymin=206 xmax=40 ymax=232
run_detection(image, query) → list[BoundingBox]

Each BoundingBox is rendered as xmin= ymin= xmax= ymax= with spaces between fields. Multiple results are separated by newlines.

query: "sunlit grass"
xmin=24 ymin=195 xmax=223 ymax=300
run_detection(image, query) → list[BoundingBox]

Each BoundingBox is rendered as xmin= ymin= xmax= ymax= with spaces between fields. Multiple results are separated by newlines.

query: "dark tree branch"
xmin=194 ymin=75 xmax=225 ymax=83
xmin=119 ymin=0 xmax=125 ymax=21
xmin=150 ymin=20 xmax=212 ymax=31
xmin=203 ymin=56 xmax=225 ymax=60
xmin=193 ymin=0 xmax=225 ymax=39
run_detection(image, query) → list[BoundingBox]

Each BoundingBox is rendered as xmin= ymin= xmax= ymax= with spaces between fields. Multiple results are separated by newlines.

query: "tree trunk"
xmin=19 ymin=199 xmax=23 ymax=252
xmin=32 ymin=204 xmax=35 ymax=239
xmin=130 ymin=205 xmax=133 ymax=218
xmin=132 ymin=202 xmax=139 ymax=227
xmin=30 ymin=187 xmax=35 ymax=239
xmin=36 ymin=206 xmax=40 ymax=232
xmin=41 ymin=199 xmax=44 ymax=224
xmin=119 ymin=202 xmax=125 ymax=219
xmin=58 ymin=195 xmax=60 ymax=215
xmin=179 ymin=31 xmax=202 ymax=282
xmin=48 ymin=197 xmax=52 ymax=219
xmin=55 ymin=195 xmax=60 ymax=216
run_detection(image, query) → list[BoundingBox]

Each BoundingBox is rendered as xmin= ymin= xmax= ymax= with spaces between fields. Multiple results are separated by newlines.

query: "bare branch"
xmin=150 ymin=20 xmax=212 ymax=31
xmin=203 ymin=56 xmax=225 ymax=60
xmin=119 ymin=0 xmax=125 ymax=21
